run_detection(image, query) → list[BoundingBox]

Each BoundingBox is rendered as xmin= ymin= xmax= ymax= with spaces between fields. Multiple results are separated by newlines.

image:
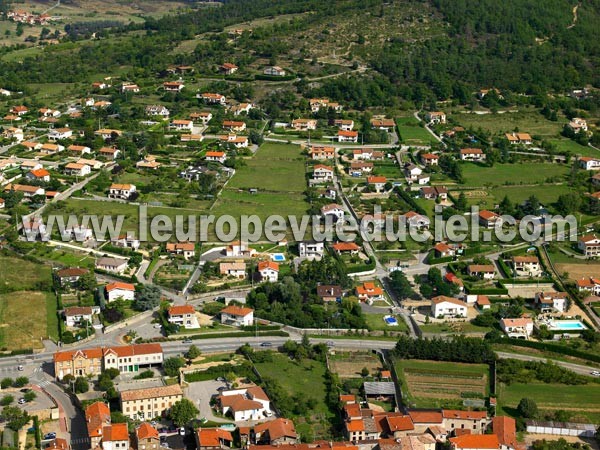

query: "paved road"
xmin=495 ymin=351 xmax=599 ymax=376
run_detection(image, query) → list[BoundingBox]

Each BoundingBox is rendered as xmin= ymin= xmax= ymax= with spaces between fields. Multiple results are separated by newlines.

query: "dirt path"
xmin=567 ymin=3 xmax=581 ymax=29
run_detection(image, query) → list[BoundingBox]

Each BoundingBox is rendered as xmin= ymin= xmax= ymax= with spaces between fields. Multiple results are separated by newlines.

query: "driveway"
xmin=183 ymin=379 xmax=229 ymax=423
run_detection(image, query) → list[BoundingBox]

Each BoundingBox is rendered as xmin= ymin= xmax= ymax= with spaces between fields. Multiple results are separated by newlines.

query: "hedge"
xmin=0 ymin=349 xmax=34 ymax=358
xmin=347 ymin=257 xmax=376 ymax=274
xmin=427 ymin=253 xmax=454 ymax=265
xmin=490 ymin=337 xmax=600 ymax=363
xmin=184 ymin=362 xmax=257 ymax=383
xmin=497 ymin=278 xmax=555 ymax=286
xmin=496 ymin=258 xmax=512 ymax=278
xmin=465 ymin=287 xmax=508 ymax=295
xmin=395 ymin=188 xmax=427 ymax=216
xmin=240 ymin=325 xmax=281 ymax=332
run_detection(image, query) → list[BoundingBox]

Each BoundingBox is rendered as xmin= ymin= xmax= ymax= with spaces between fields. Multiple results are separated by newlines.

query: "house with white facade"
xmin=105 ymin=282 xmax=135 ymax=302
xmin=168 ymin=305 xmax=199 ymax=329
xmin=220 ymin=305 xmax=254 ymax=327
xmin=431 ymin=296 xmax=468 ymax=318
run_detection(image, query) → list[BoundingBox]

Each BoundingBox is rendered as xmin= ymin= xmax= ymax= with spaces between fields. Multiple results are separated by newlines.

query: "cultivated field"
xmin=396 ymin=117 xmax=435 ymax=145
xmin=450 ymin=110 xmax=564 ymax=138
xmin=0 ymin=256 xmax=52 ymax=292
xmin=498 ymin=382 xmax=600 ymax=423
xmin=461 ymin=163 xmax=569 ymax=188
xmin=0 ymin=291 xmax=56 ymax=350
xmin=555 ymin=263 xmax=600 ymax=282
xmin=395 ymin=359 xmax=489 ymax=408
xmin=329 ymin=351 xmax=382 ymax=378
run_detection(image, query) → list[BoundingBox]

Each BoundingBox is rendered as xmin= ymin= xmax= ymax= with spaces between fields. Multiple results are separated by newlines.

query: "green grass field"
xmin=461 ymin=162 xmax=570 ymax=187
xmin=450 ymin=110 xmax=564 ymax=138
xmin=0 ymin=291 xmax=56 ymax=350
xmin=497 ymin=382 xmax=600 ymax=423
xmin=364 ymin=313 xmax=409 ymax=332
xmin=397 ymin=117 xmax=435 ymax=145
xmin=0 ymin=256 xmax=52 ymax=292
xmin=254 ymin=352 xmax=331 ymax=416
xmin=549 ymin=139 xmax=600 ymax=158
xmin=394 ymin=359 xmax=489 ymax=409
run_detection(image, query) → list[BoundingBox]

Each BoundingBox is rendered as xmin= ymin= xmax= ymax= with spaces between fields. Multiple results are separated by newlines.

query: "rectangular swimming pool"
xmin=548 ymin=320 xmax=586 ymax=331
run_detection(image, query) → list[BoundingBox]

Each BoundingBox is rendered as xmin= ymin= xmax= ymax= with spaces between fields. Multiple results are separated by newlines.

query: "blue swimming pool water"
xmin=272 ymin=253 xmax=286 ymax=262
xmin=385 ymin=317 xmax=398 ymax=325
xmin=549 ymin=320 xmax=586 ymax=330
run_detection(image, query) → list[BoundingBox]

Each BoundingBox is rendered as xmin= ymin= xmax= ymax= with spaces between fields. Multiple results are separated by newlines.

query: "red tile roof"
xmin=221 ymin=305 xmax=254 ymax=317
xmin=197 ymin=428 xmax=233 ymax=447
xmin=104 ymin=423 xmax=129 ymax=442
xmin=449 ymin=434 xmax=499 ymax=450
xmin=168 ymin=305 xmax=195 ymax=316
xmin=137 ymin=422 xmax=159 ymax=440
xmin=105 ymin=282 xmax=135 ymax=292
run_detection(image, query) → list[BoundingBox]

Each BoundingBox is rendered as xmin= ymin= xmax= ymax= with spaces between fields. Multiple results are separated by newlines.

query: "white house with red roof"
xmin=220 ymin=305 xmax=254 ymax=327
xmin=460 ymin=148 xmax=485 ymax=161
xmin=478 ymin=210 xmax=501 ymax=228
xmin=576 ymin=277 xmax=600 ymax=295
xmin=500 ymin=318 xmax=533 ymax=339
xmin=578 ymin=234 xmax=600 ymax=256
xmin=431 ymin=296 xmax=468 ymax=318
xmin=313 ymin=164 xmax=334 ymax=182
xmin=217 ymin=386 xmax=271 ymax=421
xmin=579 ymin=157 xmax=600 ymax=171
xmin=168 ymin=305 xmax=199 ymax=329
xmin=338 ymin=130 xmax=358 ymax=143
xmin=105 ymin=282 xmax=135 ymax=302
xmin=356 ymin=282 xmax=384 ymax=304
xmin=258 ymin=261 xmax=279 ymax=282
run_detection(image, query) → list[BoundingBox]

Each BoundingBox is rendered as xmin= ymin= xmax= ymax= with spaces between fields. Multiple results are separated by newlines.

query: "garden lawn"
xmin=497 ymin=382 xmax=600 ymax=423
xmin=253 ymin=352 xmax=331 ymax=417
xmin=396 ymin=117 xmax=435 ymax=145
xmin=0 ymin=291 xmax=56 ymax=350
xmin=365 ymin=313 xmax=408 ymax=332
xmin=450 ymin=110 xmax=564 ymax=138
xmin=0 ymin=256 xmax=51 ymax=292
xmin=461 ymin=162 xmax=569 ymax=187
xmin=549 ymin=139 xmax=600 ymax=158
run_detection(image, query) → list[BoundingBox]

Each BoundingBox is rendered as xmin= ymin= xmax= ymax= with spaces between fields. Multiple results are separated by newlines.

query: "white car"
xmin=590 ymin=371 xmax=600 ymax=376
xmin=179 ymin=427 xmax=185 ymax=436
xmin=153 ymin=324 xmax=162 ymax=329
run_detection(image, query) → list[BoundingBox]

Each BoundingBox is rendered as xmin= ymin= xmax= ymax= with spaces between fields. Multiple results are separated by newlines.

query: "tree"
xmin=74 ymin=377 xmax=89 ymax=394
xmin=517 ymin=397 xmax=538 ymax=419
xmin=163 ymin=357 xmax=186 ymax=377
xmin=78 ymin=271 xmax=97 ymax=291
xmin=0 ymin=396 xmax=14 ymax=406
xmin=13 ymin=377 xmax=28 ymax=388
xmin=361 ymin=367 xmax=370 ymax=377
xmin=110 ymin=411 xmax=128 ymax=423
xmin=134 ymin=285 xmax=162 ymax=311
xmin=23 ymin=391 xmax=36 ymax=402
xmin=170 ymin=398 xmax=199 ymax=427
xmin=2 ymin=405 xmax=29 ymax=431
xmin=186 ymin=345 xmax=201 ymax=360
xmin=1 ymin=378 xmax=13 ymax=389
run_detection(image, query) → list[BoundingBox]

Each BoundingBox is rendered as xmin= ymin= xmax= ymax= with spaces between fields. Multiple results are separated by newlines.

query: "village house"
xmin=145 ymin=105 xmax=170 ymax=117
xmin=349 ymin=161 xmax=374 ymax=176
xmin=94 ymin=101 xmax=112 ymax=109
xmin=4 ymin=183 xmax=45 ymax=198
xmin=460 ymin=148 xmax=486 ymax=161
xmin=467 ymin=264 xmax=496 ymax=280
xmin=258 ymin=261 xmax=279 ymax=282
xmin=95 ymin=129 xmax=123 ymax=140
xmin=219 ymin=262 xmax=246 ymax=279
xmin=120 ymin=384 xmax=183 ymax=421
xmin=77 ymin=158 xmax=104 ymax=170
xmin=170 ymin=119 xmax=194 ymax=131
xmin=0 ymin=88 xmax=11 ymax=96
xmin=576 ymin=277 xmax=600 ymax=295
xmin=205 ymin=151 xmax=227 ymax=164
xmin=102 ymin=423 xmax=131 ymax=450
xmin=108 ymin=183 xmax=136 ymax=200
xmin=225 ymin=241 xmax=257 ymax=257
xmin=505 ymin=132 xmax=533 ymax=145
xmin=168 ymin=305 xmax=199 ymax=329
xmin=92 ymin=81 xmax=110 ymax=90
xmin=425 ymin=111 xmax=446 ymax=124
xmin=10 ymin=105 xmax=28 ymax=116
xmin=85 ymin=402 xmax=112 ymax=450
xmin=21 ymin=141 xmax=43 ymax=151
xmin=449 ymin=434 xmax=499 ymax=450
xmin=111 ymin=234 xmax=140 ymax=250
xmin=331 ymin=242 xmax=361 ymax=256
xmin=404 ymin=163 xmax=423 ymax=181
xmin=105 ymin=282 xmax=135 ymax=302
xmin=163 ymin=81 xmax=185 ymax=92
xmin=403 ymin=211 xmax=431 ymax=229
xmin=136 ymin=423 xmax=160 ymax=450
xmin=121 ymin=83 xmax=140 ymax=93
xmin=220 ymin=134 xmax=248 ymax=148
xmin=217 ymin=386 xmax=271 ymax=421
xmin=321 ymin=203 xmax=345 ymax=221
xmin=317 ymin=285 xmax=343 ymax=302
xmin=535 ymin=291 xmax=568 ymax=313
xmin=181 ymin=134 xmax=204 ymax=142
xmin=431 ymin=296 xmax=468 ymax=318
xmin=309 ymin=145 xmax=335 ymax=160
xmin=500 ymin=318 xmax=534 ymax=339
xmin=39 ymin=107 xmax=60 ymax=118
xmin=475 ymin=295 xmax=491 ymax=310
xmin=220 ymin=305 xmax=254 ymax=327
xmin=313 ymin=164 xmax=334 ymax=183
xmin=230 ymin=103 xmax=254 ymax=116
xmin=478 ymin=210 xmax=501 ymax=228
xmin=579 ymin=157 xmax=600 ymax=171
xmin=64 ymin=163 xmax=90 ymax=177
xmin=136 ymin=155 xmax=161 ymax=170
xmin=421 ymin=153 xmax=439 ymax=166
xmin=335 ymin=119 xmax=354 ymax=131
xmin=443 ymin=410 xmax=489 ymax=434
xmin=433 ymin=242 xmax=458 ymax=258
xmin=222 ymin=120 xmax=246 ymax=132
xmin=356 ymin=282 xmax=384 ymax=304
xmin=420 ymin=186 xmax=448 ymax=200
xmin=264 ymin=66 xmax=286 ymax=76
xmin=292 ymin=118 xmax=317 ymax=131
xmin=166 ymin=242 xmax=196 ymax=259
xmin=253 ymin=419 xmax=298 ymax=446
xmin=367 ymin=176 xmax=387 ymax=193
xmin=67 ymin=144 xmax=92 ymax=155
xmin=26 ymin=169 xmax=50 ymax=183
xmin=352 ymin=149 xmax=382 ymax=160
xmin=197 ymin=428 xmax=233 ymax=450
xmin=64 ymin=306 xmax=99 ymax=328
xmin=298 ymin=240 xmax=325 ymax=259
xmin=220 ymin=63 xmax=239 ymax=75
xmin=48 ymin=128 xmax=73 ymax=141
xmin=568 ymin=117 xmax=588 ymax=133
xmin=199 ymin=93 xmax=226 ymax=105
xmin=578 ymin=234 xmax=600 ymax=256
xmin=96 ymin=257 xmax=129 ymax=274
xmin=190 ymin=111 xmax=213 ymax=124
xmin=338 ymin=130 xmax=358 ymax=143
xmin=56 ymin=267 xmax=89 ymax=286
xmin=40 ymin=143 xmax=64 ymax=155
xmin=370 ymin=118 xmax=396 ymax=131
xmin=511 ymin=256 xmax=541 ymax=277
xmin=3 ymin=126 xmax=23 ymax=142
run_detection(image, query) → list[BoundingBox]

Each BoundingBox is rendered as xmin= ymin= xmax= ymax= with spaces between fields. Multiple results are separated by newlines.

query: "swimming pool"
xmin=271 ymin=253 xmax=286 ymax=262
xmin=384 ymin=315 xmax=398 ymax=326
xmin=547 ymin=320 xmax=587 ymax=331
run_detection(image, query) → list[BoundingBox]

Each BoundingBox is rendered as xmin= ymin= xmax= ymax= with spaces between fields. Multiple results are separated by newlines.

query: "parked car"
xmin=18 ymin=398 xmax=26 ymax=405
xmin=260 ymin=342 xmax=273 ymax=347
xmin=43 ymin=433 xmax=56 ymax=440
xmin=182 ymin=339 xmax=192 ymax=344
xmin=591 ymin=371 xmax=600 ymax=376
xmin=179 ymin=427 xmax=186 ymax=436
xmin=216 ymin=377 xmax=225 ymax=382
xmin=326 ymin=341 xmax=335 ymax=347
xmin=153 ymin=324 xmax=162 ymax=329
xmin=17 ymin=365 xmax=23 ymax=371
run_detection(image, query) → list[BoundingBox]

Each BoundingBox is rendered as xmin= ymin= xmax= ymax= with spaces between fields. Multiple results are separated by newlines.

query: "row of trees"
xmin=394 ymin=335 xmax=496 ymax=363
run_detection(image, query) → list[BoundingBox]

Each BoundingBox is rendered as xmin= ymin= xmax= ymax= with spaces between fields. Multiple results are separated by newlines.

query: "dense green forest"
xmin=0 ymin=0 xmax=597 ymax=99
